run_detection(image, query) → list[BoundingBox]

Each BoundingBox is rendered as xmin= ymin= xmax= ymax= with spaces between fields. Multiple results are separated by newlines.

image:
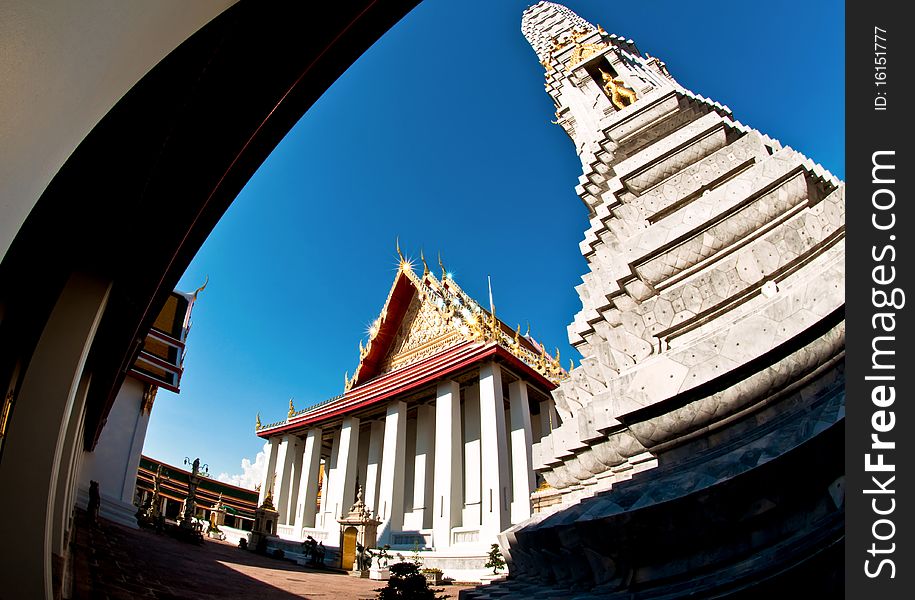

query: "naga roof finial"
xmin=420 ymin=249 xmax=430 ymax=276
xmin=193 ymin=275 xmax=209 ymax=300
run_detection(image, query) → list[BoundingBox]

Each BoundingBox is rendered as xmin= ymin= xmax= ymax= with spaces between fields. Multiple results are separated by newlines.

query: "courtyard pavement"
xmin=71 ymin=511 xmax=474 ymax=599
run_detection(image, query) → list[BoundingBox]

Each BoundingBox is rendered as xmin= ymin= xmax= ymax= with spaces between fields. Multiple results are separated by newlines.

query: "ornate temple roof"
xmin=256 ymin=249 xmax=567 ymax=436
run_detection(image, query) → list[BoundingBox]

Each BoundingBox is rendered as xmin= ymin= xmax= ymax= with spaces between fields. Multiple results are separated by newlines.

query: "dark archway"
xmin=0 ymin=2 xmax=419 ymax=597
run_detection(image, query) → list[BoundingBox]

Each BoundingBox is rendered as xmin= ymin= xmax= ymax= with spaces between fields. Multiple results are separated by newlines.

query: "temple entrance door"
xmin=342 ymin=526 xmax=358 ymax=570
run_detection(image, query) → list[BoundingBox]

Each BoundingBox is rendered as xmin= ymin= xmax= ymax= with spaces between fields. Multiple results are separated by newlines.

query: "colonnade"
xmin=258 ymin=361 xmax=556 ymax=550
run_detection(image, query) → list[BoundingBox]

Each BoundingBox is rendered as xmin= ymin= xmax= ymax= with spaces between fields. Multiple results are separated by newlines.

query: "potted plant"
xmin=420 ymin=567 xmax=443 ymax=585
xmin=370 ymin=544 xmax=393 ymax=580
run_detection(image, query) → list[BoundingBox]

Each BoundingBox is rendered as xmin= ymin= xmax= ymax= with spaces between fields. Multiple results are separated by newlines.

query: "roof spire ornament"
xmin=420 ymin=249 xmax=430 ymax=276
xmin=255 ymin=412 xmax=262 ymax=431
xmin=438 ymin=252 xmax=447 ymax=280
xmin=487 ymin=275 xmax=496 ymax=316
xmin=193 ymin=275 xmax=209 ymax=301
xmin=288 ymin=398 xmax=295 ymax=419
xmin=396 ymin=236 xmax=405 ymax=266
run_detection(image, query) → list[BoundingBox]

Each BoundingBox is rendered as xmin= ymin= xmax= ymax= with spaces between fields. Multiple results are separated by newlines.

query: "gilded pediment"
xmin=378 ymin=293 xmax=463 ymax=374
xmin=345 ymin=251 xmax=568 ymax=391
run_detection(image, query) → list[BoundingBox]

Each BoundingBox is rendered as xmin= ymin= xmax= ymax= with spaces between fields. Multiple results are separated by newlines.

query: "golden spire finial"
xmin=396 ymin=236 xmax=405 ymax=265
xmin=438 ymin=252 xmax=446 ymax=280
xmin=255 ymin=412 xmax=261 ymax=430
xmin=525 ymin=322 xmax=531 ymax=337
xmin=569 ymin=358 xmax=575 ymax=372
xmin=514 ymin=324 xmax=521 ymax=346
xmin=288 ymin=398 xmax=295 ymax=419
xmin=193 ymin=275 xmax=209 ymax=301
xmin=420 ymin=249 xmax=429 ymax=276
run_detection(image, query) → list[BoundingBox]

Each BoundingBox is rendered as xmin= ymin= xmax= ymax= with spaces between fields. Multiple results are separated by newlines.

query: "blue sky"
xmin=142 ymin=0 xmax=845 ymax=486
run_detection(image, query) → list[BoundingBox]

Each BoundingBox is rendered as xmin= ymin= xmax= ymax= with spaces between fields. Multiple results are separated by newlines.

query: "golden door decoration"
xmin=341 ymin=526 xmax=358 ymax=571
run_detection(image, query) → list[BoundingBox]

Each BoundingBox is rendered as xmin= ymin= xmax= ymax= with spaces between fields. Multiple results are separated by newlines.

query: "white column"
xmin=294 ymin=427 xmax=322 ymax=530
xmin=273 ymin=435 xmax=297 ymax=525
xmin=323 ymin=417 xmax=360 ymax=535
xmin=287 ymin=437 xmax=305 ymax=525
xmin=479 ymin=362 xmax=510 ymax=539
xmin=404 ymin=404 xmax=435 ymax=530
xmin=363 ymin=421 xmax=385 ymax=515
xmin=318 ymin=430 xmax=340 ymax=530
xmin=462 ymin=383 xmax=481 ymax=527
xmin=377 ymin=401 xmax=406 ymax=543
xmin=258 ymin=437 xmax=280 ymax=506
xmin=433 ymin=380 xmax=462 ymax=550
xmin=0 ymin=273 xmax=110 ymax=600
xmin=509 ymin=380 xmax=535 ymax=524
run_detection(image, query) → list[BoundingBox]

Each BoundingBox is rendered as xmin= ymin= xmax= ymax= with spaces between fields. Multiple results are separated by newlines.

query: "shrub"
xmin=484 ymin=544 xmax=505 ymax=575
xmin=375 ymin=561 xmax=446 ymax=600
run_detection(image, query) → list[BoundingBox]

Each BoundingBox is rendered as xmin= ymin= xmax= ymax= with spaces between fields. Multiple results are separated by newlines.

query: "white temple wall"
xmin=78 ymin=376 xmax=150 ymax=528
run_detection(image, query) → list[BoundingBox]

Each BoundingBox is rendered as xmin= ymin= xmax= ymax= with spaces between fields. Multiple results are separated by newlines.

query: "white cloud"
xmin=217 ymin=442 xmax=269 ymax=490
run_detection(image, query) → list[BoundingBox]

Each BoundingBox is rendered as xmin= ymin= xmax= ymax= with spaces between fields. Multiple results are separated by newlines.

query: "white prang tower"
xmin=521 ymin=2 xmax=845 ymax=502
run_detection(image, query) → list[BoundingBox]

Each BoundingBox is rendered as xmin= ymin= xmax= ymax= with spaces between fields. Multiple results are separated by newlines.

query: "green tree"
xmin=376 ymin=562 xmax=446 ymax=600
xmin=484 ymin=544 xmax=505 ymax=575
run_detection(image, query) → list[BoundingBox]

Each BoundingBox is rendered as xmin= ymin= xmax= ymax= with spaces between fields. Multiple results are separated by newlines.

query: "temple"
xmin=134 ymin=455 xmax=258 ymax=534
xmin=255 ymin=253 xmax=565 ymax=578
xmin=76 ymin=287 xmax=203 ymax=528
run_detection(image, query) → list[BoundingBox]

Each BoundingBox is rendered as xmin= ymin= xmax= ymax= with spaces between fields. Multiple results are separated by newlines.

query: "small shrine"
xmin=249 ymin=488 xmax=280 ymax=552
xmin=209 ymin=492 xmax=226 ymax=528
xmin=337 ymin=485 xmax=380 ymax=575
